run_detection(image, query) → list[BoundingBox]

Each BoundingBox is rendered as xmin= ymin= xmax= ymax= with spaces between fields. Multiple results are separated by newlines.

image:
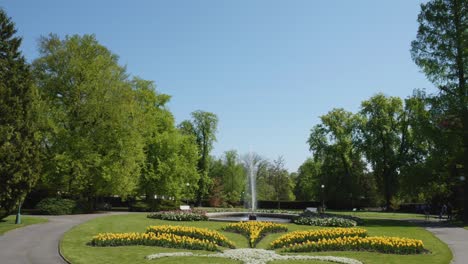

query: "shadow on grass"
xmin=363 ymin=218 xmax=417 ymax=227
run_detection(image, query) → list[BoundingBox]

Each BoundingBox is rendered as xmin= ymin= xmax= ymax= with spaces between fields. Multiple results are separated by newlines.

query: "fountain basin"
xmin=207 ymin=212 xmax=297 ymax=223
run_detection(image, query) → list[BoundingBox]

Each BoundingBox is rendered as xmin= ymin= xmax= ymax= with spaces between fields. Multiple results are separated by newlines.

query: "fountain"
xmin=246 ymin=151 xmax=257 ymax=220
xmin=207 ymin=152 xmax=295 ymax=223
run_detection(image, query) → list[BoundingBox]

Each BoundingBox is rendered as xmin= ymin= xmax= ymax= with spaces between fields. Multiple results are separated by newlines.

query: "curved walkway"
xmin=0 ymin=212 xmax=126 ymax=264
xmin=425 ymin=224 xmax=468 ymax=264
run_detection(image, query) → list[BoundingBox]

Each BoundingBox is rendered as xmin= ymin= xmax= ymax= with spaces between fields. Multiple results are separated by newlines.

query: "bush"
xmin=154 ymin=199 xmax=179 ymax=211
xmin=147 ymin=210 xmax=208 ymax=221
xmin=294 ymin=211 xmax=363 ymax=227
xmin=129 ymin=201 xmax=151 ymax=212
xmin=36 ymin=198 xmax=77 ymax=215
xmin=294 ymin=216 xmax=357 ymax=227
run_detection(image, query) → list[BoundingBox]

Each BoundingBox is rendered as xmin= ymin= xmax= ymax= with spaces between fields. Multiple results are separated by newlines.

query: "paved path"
xmin=0 ymin=212 xmax=126 ymax=264
xmin=425 ymin=225 xmax=468 ymax=264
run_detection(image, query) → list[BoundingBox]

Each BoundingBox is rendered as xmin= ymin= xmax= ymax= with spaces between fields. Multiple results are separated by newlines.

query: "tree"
xmin=33 ymin=34 xmax=144 ymax=207
xmin=221 ymin=150 xmax=245 ymax=205
xmin=411 ymin=0 xmax=468 ymax=221
xmin=307 ymin=109 xmax=373 ymax=208
xmin=269 ymin=157 xmax=295 ymax=202
xmin=294 ymin=158 xmax=321 ymax=201
xmin=179 ymin=111 xmax=218 ymax=205
xmin=134 ymin=79 xmax=199 ymax=204
xmin=359 ymin=93 xmax=431 ymax=210
xmin=0 ymin=9 xmax=42 ymax=219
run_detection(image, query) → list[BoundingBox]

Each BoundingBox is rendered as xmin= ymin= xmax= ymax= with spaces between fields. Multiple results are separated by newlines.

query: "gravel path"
xmin=0 ymin=212 xmax=125 ymax=264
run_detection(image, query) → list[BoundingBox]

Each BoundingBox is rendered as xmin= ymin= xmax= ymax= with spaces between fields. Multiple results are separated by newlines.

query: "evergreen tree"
xmin=0 ymin=9 xmax=42 ymax=219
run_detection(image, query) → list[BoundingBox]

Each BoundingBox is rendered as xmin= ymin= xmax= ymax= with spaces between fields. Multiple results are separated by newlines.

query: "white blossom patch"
xmin=146 ymin=248 xmax=363 ymax=264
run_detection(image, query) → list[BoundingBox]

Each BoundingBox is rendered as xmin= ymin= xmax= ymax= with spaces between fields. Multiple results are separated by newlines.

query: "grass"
xmin=327 ymin=210 xmax=427 ymax=220
xmin=0 ymin=215 xmax=48 ymax=235
xmin=61 ymin=214 xmax=452 ymax=264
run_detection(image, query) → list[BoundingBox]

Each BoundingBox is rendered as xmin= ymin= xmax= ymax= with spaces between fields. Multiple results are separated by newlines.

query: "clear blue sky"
xmin=2 ymin=0 xmax=436 ymax=172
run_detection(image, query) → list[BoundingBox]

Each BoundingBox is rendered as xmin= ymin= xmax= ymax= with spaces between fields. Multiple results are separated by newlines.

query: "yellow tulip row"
xmin=270 ymin=228 xmax=367 ymax=249
xmin=222 ymin=221 xmax=288 ymax=248
xmin=90 ymin=232 xmax=219 ymax=251
xmin=146 ymin=225 xmax=235 ymax=248
xmin=282 ymin=235 xmax=425 ymax=254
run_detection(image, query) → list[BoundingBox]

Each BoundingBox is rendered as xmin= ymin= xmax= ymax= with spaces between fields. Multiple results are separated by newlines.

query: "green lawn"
xmin=0 ymin=215 xmax=48 ymax=235
xmin=61 ymin=214 xmax=451 ymax=264
xmin=327 ymin=210 xmax=426 ymax=220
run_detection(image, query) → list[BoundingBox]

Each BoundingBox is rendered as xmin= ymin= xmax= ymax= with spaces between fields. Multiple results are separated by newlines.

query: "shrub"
xmin=222 ymin=221 xmax=288 ymax=248
xmin=129 ymin=201 xmax=151 ymax=212
xmin=270 ymin=228 xmax=367 ymax=249
xmin=146 ymin=225 xmax=235 ymax=248
xmin=294 ymin=211 xmax=363 ymax=227
xmin=147 ymin=210 xmax=208 ymax=221
xmin=35 ymin=198 xmax=77 ymax=215
xmin=294 ymin=216 xmax=357 ymax=227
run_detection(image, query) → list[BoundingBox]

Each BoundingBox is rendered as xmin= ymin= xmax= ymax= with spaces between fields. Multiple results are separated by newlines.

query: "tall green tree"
xmin=0 ymin=9 xmax=42 ymax=219
xmin=308 ymin=109 xmax=373 ymax=207
xmin=359 ymin=94 xmax=430 ymax=210
xmin=179 ymin=111 xmax=218 ymax=205
xmin=294 ymin=158 xmax=321 ymax=201
xmin=133 ymin=79 xmax=199 ymax=203
xmin=221 ymin=150 xmax=246 ymax=205
xmin=33 ymin=34 xmax=144 ymax=207
xmin=411 ymin=0 xmax=468 ymax=221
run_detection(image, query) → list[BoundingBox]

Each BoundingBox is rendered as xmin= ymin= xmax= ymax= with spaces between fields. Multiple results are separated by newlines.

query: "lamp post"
xmin=186 ymin=183 xmax=190 ymax=205
xmin=15 ymin=200 xmax=22 ymax=224
xmin=321 ymin=184 xmax=325 ymax=213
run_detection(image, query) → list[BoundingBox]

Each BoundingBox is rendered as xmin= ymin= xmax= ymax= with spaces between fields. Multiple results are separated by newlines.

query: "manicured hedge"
xmin=36 ymin=198 xmax=77 ymax=215
xmin=147 ymin=210 xmax=208 ymax=221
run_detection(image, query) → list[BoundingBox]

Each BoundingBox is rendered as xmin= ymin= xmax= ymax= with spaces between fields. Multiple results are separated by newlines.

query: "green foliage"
xmin=147 ymin=210 xmax=208 ymax=221
xmin=255 ymin=156 xmax=295 ymax=202
xmin=129 ymin=201 xmax=151 ymax=212
xmin=294 ymin=216 xmax=357 ymax=227
xmin=36 ymin=197 xmax=77 ymax=215
xmin=411 ymin=0 xmax=468 ymax=221
xmin=0 ymin=9 xmax=42 ymax=219
xmin=33 ymin=34 xmax=145 ymax=203
xmin=179 ymin=111 xmax=218 ymax=205
xmin=305 ymin=109 xmax=377 ymax=208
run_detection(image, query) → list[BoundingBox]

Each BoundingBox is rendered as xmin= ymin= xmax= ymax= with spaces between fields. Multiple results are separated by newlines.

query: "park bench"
xmin=179 ymin=205 xmax=190 ymax=211
xmin=305 ymin=207 xmax=318 ymax=213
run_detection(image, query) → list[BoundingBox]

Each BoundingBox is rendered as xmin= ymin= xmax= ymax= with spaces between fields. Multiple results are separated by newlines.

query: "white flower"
xmin=146 ymin=248 xmax=362 ymax=264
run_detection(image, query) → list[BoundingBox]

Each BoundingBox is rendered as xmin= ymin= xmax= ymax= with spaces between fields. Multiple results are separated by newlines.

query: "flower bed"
xmin=222 ymin=221 xmax=288 ymax=248
xmin=293 ymin=211 xmax=363 ymax=227
xmin=270 ymin=228 xmax=367 ymax=249
xmin=294 ymin=216 xmax=357 ymax=227
xmin=147 ymin=210 xmax=208 ymax=221
xmin=90 ymin=224 xmax=235 ymax=251
xmin=89 ymin=232 xmax=218 ymax=251
xmin=146 ymin=225 xmax=235 ymax=248
xmin=282 ymin=236 xmax=425 ymax=254
xmin=270 ymin=227 xmax=425 ymax=255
